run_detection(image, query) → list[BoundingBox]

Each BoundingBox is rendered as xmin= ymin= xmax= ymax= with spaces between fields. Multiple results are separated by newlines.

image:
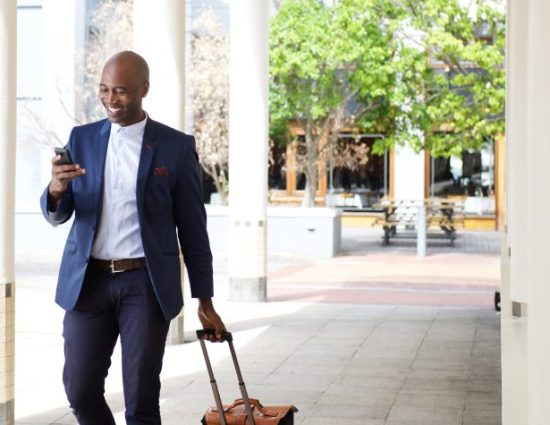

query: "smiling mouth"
xmin=107 ymin=105 xmax=123 ymax=114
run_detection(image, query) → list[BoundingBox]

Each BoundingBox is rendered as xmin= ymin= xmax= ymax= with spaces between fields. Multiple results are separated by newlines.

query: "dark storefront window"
xmin=327 ymin=137 xmax=389 ymax=209
xmin=430 ymin=142 xmax=495 ymax=215
xmin=431 ymin=146 xmax=494 ymax=197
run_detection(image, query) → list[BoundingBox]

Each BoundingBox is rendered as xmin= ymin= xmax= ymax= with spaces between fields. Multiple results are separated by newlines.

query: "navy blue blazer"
xmin=40 ymin=118 xmax=214 ymax=320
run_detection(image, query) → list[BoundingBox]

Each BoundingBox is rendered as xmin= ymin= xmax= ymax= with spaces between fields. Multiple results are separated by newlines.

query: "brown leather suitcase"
xmin=197 ymin=330 xmax=298 ymax=425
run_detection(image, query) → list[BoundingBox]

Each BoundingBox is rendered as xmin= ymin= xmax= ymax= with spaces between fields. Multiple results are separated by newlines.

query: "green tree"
xmin=270 ymin=0 xmax=505 ymax=206
xmin=402 ymin=0 xmax=505 ymax=157
xmin=270 ymin=0 xmax=417 ymax=207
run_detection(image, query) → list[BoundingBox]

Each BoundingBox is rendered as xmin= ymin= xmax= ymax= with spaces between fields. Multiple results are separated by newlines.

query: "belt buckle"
xmin=109 ymin=260 xmax=124 ymax=274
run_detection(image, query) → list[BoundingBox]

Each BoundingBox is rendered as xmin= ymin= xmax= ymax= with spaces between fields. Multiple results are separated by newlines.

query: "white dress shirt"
xmin=91 ymin=115 xmax=147 ymax=260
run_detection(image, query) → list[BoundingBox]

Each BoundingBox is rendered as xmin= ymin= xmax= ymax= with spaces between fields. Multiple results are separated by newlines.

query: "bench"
xmin=372 ymin=198 xmax=465 ymax=246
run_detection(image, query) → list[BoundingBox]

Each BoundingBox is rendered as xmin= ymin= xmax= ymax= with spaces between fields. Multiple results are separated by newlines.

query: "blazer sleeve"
xmin=39 ymin=130 xmax=76 ymax=226
xmin=173 ymin=136 xmax=214 ymax=299
xmin=40 ymin=183 xmax=74 ymax=225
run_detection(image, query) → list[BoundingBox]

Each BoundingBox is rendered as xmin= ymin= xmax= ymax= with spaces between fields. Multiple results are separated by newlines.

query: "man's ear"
xmin=142 ymin=81 xmax=150 ymax=98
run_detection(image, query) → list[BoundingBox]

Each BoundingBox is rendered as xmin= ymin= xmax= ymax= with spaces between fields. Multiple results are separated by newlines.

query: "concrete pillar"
xmin=0 ymin=1 xmax=16 ymax=423
xmin=134 ymin=0 xmax=186 ymax=343
xmin=501 ymin=2 xmax=528 ymax=423
xmin=416 ymin=205 xmax=426 ymax=257
xmin=525 ymin=0 xmax=550 ymax=423
xmin=133 ymin=0 xmax=185 ymax=131
xmin=506 ymin=0 xmax=529 ymax=305
xmin=227 ymin=0 xmax=268 ymax=301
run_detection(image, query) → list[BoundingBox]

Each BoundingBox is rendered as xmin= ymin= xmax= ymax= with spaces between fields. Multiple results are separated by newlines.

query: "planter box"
xmin=18 ymin=206 xmax=342 ymax=261
xmin=205 ymin=206 xmax=342 ymax=258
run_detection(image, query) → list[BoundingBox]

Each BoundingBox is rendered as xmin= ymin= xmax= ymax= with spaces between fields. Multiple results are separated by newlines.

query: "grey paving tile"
xmin=236 ymin=387 xmax=321 ymax=408
xmin=465 ymin=391 xmax=501 ymax=404
xmin=354 ymin=348 xmax=420 ymax=360
xmin=318 ymin=387 xmax=396 ymax=409
xmin=335 ymin=374 xmax=406 ymax=391
xmin=411 ymin=358 xmax=470 ymax=371
xmin=386 ymin=405 xmax=462 ymax=424
xmin=304 ymin=403 xmax=388 ymax=420
xmin=407 ymin=368 xmax=472 ymax=381
xmin=462 ymin=419 xmax=501 ymax=425
xmin=385 ymin=420 xmax=460 ymax=425
xmin=389 ymin=306 xmax=441 ymax=320
xmin=392 ymin=392 xmax=466 ymax=410
xmin=282 ymin=354 xmax=350 ymax=368
xmin=462 ymin=402 xmax=502 ymax=425
xmin=16 ymin=408 xmax=75 ymax=425
xmin=374 ymin=321 xmax=432 ymax=333
xmin=464 ymin=404 xmax=501 ymax=417
xmin=343 ymin=364 xmax=410 ymax=380
xmin=338 ymin=309 xmax=396 ymax=321
xmin=415 ymin=349 xmax=472 ymax=362
xmin=261 ymin=372 xmax=336 ymax=389
xmin=301 ymin=419 xmax=383 ymax=425
xmin=275 ymin=362 xmax=346 ymax=376
xmin=418 ymin=340 xmax=473 ymax=351
xmin=346 ymin=356 xmax=412 ymax=372
xmin=401 ymin=376 xmax=468 ymax=392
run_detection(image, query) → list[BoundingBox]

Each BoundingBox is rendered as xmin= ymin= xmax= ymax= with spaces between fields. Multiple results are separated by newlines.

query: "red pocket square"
xmin=153 ymin=166 xmax=169 ymax=176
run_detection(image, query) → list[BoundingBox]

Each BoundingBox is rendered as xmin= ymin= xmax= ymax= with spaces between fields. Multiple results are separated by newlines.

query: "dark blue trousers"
xmin=62 ymin=267 xmax=170 ymax=425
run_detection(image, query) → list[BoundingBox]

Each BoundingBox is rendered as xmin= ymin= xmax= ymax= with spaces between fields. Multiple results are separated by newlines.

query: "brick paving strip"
xmin=269 ymin=252 xmax=500 ymax=307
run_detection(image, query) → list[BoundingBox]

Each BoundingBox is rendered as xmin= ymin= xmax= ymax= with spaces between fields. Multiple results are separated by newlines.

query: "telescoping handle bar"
xmin=197 ymin=329 xmax=256 ymax=425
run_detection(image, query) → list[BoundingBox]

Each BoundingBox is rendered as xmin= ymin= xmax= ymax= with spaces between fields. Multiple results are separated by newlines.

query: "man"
xmin=40 ymin=51 xmax=226 ymax=425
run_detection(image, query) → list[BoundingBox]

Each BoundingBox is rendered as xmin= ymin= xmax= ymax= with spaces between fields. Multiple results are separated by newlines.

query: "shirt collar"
xmin=110 ymin=112 xmax=148 ymax=138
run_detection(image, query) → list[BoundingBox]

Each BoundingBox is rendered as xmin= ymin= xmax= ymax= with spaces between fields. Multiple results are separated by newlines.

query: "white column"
xmin=134 ymin=0 xmax=187 ymax=343
xmin=133 ymin=0 xmax=185 ymax=131
xmin=0 ymin=1 xmax=16 ymax=423
xmin=501 ymin=1 xmax=528 ymax=423
xmin=227 ymin=0 xmax=268 ymax=301
xmin=393 ymin=145 xmax=425 ymax=200
xmin=525 ymin=0 xmax=550 ymax=423
xmin=506 ymin=0 xmax=529 ymax=305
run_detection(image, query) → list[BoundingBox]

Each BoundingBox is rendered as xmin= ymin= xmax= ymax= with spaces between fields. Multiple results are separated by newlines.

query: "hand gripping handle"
xmin=196 ymin=329 xmax=255 ymax=425
xmin=196 ymin=328 xmax=233 ymax=342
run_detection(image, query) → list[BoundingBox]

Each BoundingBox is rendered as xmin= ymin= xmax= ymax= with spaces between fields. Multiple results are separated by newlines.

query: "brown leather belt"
xmin=89 ymin=257 xmax=147 ymax=273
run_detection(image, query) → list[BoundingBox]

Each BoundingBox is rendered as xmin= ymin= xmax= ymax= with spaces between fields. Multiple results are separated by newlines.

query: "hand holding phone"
xmin=49 ymin=147 xmax=85 ymax=202
xmin=54 ymin=147 xmax=74 ymax=165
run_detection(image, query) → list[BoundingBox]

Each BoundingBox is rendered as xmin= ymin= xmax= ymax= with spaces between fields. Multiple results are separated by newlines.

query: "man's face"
xmin=99 ymin=61 xmax=149 ymax=127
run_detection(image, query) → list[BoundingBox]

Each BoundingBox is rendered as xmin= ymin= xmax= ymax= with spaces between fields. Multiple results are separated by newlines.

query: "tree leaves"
xmin=270 ymin=0 xmax=505 ymax=171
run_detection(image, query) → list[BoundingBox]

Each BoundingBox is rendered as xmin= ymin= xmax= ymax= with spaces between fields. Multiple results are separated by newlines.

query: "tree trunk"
xmin=302 ymin=119 xmax=318 ymax=207
xmin=208 ymin=164 xmax=228 ymax=205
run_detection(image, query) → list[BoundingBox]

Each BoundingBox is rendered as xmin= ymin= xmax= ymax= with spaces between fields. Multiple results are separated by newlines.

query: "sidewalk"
xmin=14 ymin=228 xmax=501 ymax=425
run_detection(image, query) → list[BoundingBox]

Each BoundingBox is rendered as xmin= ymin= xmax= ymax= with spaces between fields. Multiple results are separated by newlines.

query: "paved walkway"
xmin=14 ymin=228 xmax=502 ymax=425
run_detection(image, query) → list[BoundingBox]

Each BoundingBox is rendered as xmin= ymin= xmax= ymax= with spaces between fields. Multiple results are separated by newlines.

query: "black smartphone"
xmin=54 ymin=147 xmax=74 ymax=165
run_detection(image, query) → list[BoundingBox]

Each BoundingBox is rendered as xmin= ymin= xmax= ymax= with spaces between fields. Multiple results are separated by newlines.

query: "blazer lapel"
xmin=136 ymin=118 xmax=159 ymax=213
xmin=94 ymin=120 xmax=111 ymax=221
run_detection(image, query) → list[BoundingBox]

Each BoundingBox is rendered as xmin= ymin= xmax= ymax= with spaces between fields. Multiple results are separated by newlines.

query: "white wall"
xmin=393 ymin=144 xmax=425 ymax=200
xmin=502 ymin=0 xmax=550 ymax=424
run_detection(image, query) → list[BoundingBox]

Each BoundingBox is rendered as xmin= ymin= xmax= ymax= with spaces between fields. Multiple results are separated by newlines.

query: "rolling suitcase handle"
xmin=197 ymin=329 xmax=256 ymax=425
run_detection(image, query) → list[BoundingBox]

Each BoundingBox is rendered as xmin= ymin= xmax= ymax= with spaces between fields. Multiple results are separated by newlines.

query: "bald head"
xmin=104 ymin=51 xmax=149 ymax=84
xmin=99 ymin=51 xmax=150 ymax=127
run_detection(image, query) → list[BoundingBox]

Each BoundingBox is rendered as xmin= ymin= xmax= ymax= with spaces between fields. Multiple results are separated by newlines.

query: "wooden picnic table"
xmin=373 ymin=198 xmax=465 ymax=245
